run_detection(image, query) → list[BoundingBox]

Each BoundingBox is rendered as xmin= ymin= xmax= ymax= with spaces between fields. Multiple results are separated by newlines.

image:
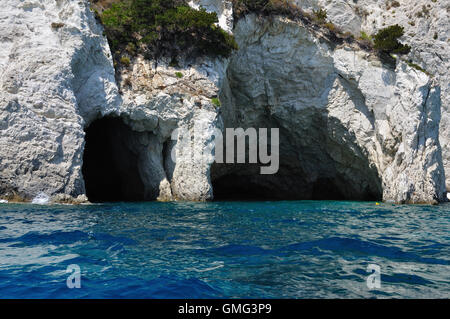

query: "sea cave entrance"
xmin=82 ymin=117 xmax=146 ymax=203
xmin=210 ymin=127 xmax=383 ymax=202
xmin=211 ymin=162 xmax=382 ymax=202
xmin=211 ymin=166 xmax=351 ymax=201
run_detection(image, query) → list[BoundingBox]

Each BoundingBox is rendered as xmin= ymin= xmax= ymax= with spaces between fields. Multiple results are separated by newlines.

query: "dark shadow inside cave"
xmin=210 ymin=127 xmax=383 ymax=202
xmin=212 ymin=172 xmax=276 ymax=201
xmin=82 ymin=117 xmax=146 ymax=203
xmin=211 ymin=163 xmax=382 ymax=201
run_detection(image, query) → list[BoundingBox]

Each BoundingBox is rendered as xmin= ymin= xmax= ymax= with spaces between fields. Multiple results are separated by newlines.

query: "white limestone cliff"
xmin=215 ymin=14 xmax=445 ymax=203
xmin=297 ymin=0 xmax=450 ymax=190
xmin=0 ymin=0 xmax=447 ymax=204
xmin=0 ymin=0 xmax=223 ymax=202
xmin=0 ymin=0 xmax=119 ymax=202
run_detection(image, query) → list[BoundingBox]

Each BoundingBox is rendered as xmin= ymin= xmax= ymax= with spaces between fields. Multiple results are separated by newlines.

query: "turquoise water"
xmin=0 ymin=201 xmax=449 ymax=298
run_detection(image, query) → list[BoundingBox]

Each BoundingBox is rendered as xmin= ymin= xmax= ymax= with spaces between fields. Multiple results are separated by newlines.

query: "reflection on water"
xmin=0 ymin=201 xmax=449 ymax=298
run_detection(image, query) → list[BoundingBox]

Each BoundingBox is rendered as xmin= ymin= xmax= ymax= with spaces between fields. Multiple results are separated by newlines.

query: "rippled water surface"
xmin=0 ymin=201 xmax=449 ymax=298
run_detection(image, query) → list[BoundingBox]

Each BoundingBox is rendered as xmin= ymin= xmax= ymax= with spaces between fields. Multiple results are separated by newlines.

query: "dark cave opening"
xmin=212 ymin=169 xmax=381 ymax=201
xmin=210 ymin=119 xmax=383 ymax=202
xmin=311 ymin=177 xmax=347 ymax=200
xmin=82 ymin=118 xmax=382 ymax=203
xmin=211 ymin=156 xmax=382 ymax=202
xmin=212 ymin=173 xmax=277 ymax=201
xmin=82 ymin=117 xmax=146 ymax=203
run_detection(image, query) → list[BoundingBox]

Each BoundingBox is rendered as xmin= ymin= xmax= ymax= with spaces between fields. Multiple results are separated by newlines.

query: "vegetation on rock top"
xmin=231 ymin=0 xmax=302 ymax=19
xmin=373 ymin=24 xmax=411 ymax=55
xmin=94 ymin=1 xmax=419 ymax=74
xmin=231 ymin=1 xmax=414 ymax=62
xmin=96 ymin=0 xmax=237 ymax=64
xmin=231 ymin=1 xmax=365 ymax=50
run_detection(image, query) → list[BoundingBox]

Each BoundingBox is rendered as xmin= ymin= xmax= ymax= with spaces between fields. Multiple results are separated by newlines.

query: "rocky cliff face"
xmin=296 ymin=0 xmax=450 ymax=190
xmin=0 ymin=0 xmax=447 ymax=204
xmin=215 ymin=14 xmax=445 ymax=203
xmin=0 ymin=0 xmax=119 ymax=203
xmin=0 ymin=0 xmax=225 ymax=203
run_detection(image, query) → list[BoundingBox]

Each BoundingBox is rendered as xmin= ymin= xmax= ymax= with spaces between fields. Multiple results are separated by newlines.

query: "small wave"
xmin=13 ymin=230 xmax=90 ymax=245
xmin=72 ymin=275 xmax=222 ymax=299
xmin=381 ymin=273 xmax=433 ymax=285
xmin=2 ymin=230 xmax=138 ymax=248
xmin=282 ymin=237 xmax=450 ymax=265
xmin=204 ymin=244 xmax=272 ymax=256
xmin=353 ymin=268 xmax=433 ymax=286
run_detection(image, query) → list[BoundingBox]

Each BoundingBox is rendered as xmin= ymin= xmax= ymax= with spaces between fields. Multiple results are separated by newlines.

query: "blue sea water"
xmin=0 ymin=201 xmax=449 ymax=299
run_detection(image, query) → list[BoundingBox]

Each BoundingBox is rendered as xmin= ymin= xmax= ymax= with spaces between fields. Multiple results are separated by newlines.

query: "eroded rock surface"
xmin=0 ymin=0 xmax=118 ymax=201
xmin=299 ymin=0 xmax=450 ymax=190
xmin=0 ymin=0 xmax=447 ymax=204
xmin=213 ymin=15 xmax=445 ymax=203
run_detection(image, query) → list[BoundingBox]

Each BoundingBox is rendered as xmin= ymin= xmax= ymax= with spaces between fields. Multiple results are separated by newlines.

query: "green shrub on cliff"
xmin=100 ymin=0 xmax=237 ymax=60
xmin=312 ymin=8 xmax=327 ymax=24
xmin=120 ymin=56 xmax=130 ymax=66
xmin=211 ymin=98 xmax=221 ymax=107
xmin=373 ymin=24 xmax=411 ymax=55
xmin=231 ymin=0 xmax=300 ymax=19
